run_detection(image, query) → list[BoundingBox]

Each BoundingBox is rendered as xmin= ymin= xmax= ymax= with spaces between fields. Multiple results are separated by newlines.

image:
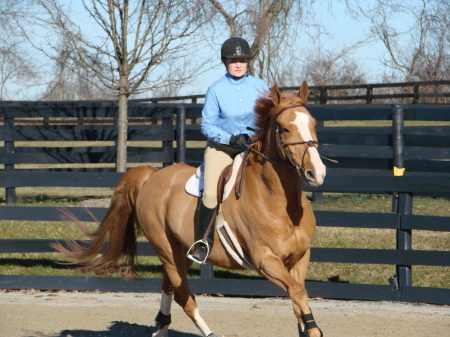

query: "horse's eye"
xmin=281 ymin=128 xmax=290 ymax=134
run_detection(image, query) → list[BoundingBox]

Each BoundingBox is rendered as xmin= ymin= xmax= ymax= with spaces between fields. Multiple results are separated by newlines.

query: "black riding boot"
xmin=189 ymin=201 xmax=216 ymax=264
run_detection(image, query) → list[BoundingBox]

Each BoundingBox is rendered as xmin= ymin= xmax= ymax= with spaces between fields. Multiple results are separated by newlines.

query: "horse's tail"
xmin=51 ymin=166 xmax=158 ymax=277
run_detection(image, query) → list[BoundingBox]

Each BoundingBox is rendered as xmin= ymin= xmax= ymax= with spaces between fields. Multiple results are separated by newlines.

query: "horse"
xmin=53 ymin=81 xmax=326 ymax=337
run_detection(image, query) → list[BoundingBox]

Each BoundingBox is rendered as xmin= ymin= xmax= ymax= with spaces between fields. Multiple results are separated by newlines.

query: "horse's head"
xmin=251 ymin=82 xmax=326 ymax=187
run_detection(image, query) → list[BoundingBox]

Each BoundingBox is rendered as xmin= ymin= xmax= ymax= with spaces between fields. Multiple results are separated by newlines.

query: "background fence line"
xmin=127 ymin=80 xmax=450 ymax=104
xmin=0 ymin=101 xmax=449 ymax=304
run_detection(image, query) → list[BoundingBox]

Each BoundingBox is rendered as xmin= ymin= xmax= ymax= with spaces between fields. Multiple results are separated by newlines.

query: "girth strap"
xmin=236 ymin=152 xmax=249 ymax=198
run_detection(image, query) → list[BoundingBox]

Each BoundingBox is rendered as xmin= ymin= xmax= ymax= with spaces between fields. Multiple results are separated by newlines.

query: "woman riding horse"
xmin=188 ymin=37 xmax=269 ymax=263
xmin=53 ymin=82 xmax=325 ymax=337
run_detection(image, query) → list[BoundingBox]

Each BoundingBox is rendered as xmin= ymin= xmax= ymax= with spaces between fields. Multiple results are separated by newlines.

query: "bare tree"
xmin=0 ymin=0 xmax=25 ymax=15
xmin=345 ymin=0 xmax=450 ymax=82
xmin=41 ymin=36 xmax=111 ymax=101
xmin=272 ymin=25 xmax=368 ymax=88
xmin=17 ymin=0 xmax=212 ymax=172
xmin=0 ymin=1 xmax=38 ymax=100
xmin=205 ymin=0 xmax=312 ymax=81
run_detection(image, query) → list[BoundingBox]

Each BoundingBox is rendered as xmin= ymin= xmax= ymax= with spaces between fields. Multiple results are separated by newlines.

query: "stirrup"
xmin=186 ymin=239 xmax=210 ymax=264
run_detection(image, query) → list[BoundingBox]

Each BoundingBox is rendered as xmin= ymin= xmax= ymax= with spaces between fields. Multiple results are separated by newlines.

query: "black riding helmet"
xmin=221 ymin=37 xmax=252 ymax=61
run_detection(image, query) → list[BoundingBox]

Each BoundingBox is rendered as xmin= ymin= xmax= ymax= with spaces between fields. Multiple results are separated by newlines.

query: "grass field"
xmin=1 ymin=191 xmax=449 ymax=289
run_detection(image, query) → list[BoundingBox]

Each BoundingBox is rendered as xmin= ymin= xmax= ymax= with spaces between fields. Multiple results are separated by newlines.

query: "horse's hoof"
xmin=152 ymin=329 xmax=169 ymax=337
xmin=207 ymin=334 xmax=218 ymax=337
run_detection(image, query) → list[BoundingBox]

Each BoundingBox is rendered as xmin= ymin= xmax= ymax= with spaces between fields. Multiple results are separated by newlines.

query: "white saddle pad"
xmin=185 ymin=152 xmax=245 ymax=202
xmin=216 ymin=207 xmax=254 ymax=270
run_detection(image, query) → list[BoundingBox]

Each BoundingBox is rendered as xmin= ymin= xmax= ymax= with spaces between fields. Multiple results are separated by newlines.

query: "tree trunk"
xmin=116 ymin=90 xmax=128 ymax=172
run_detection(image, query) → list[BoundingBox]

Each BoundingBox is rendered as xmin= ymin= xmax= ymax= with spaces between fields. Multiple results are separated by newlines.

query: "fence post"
xmin=391 ymin=105 xmax=405 ymax=213
xmin=176 ymin=106 xmax=186 ymax=163
xmin=162 ymin=114 xmax=174 ymax=167
xmin=366 ymin=84 xmax=373 ymax=104
xmin=391 ymin=105 xmax=412 ymax=293
xmin=397 ymin=193 xmax=413 ymax=292
xmin=313 ymin=89 xmax=327 ymax=203
xmin=412 ymin=83 xmax=419 ymax=104
xmin=200 ymin=263 xmax=214 ymax=279
xmin=319 ymin=86 xmax=327 ymax=104
xmin=4 ymin=116 xmax=16 ymax=204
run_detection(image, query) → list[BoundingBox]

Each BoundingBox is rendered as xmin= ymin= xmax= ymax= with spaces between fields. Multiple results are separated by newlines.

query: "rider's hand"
xmin=229 ymin=134 xmax=250 ymax=146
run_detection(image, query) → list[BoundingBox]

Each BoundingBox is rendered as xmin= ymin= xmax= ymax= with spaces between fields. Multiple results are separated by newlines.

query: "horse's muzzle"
xmin=303 ymin=166 xmax=326 ymax=187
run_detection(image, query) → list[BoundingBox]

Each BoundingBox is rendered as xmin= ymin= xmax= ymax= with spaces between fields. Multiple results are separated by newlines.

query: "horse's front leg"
xmin=257 ymin=250 xmax=323 ymax=337
xmin=289 ymin=248 xmax=323 ymax=337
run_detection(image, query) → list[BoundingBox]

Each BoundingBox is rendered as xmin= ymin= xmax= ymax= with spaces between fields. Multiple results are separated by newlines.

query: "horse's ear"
xmin=298 ymin=81 xmax=309 ymax=102
xmin=270 ymin=85 xmax=282 ymax=105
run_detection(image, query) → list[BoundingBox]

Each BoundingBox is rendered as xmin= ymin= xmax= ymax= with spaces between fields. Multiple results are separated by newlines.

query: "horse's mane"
xmin=249 ymin=90 xmax=308 ymax=160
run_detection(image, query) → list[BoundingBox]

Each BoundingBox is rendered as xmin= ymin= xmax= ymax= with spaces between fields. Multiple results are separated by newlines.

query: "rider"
xmin=188 ymin=37 xmax=269 ymax=264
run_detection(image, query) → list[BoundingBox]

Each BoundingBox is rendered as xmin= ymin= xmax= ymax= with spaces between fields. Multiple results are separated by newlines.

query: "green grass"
xmin=0 ymin=193 xmax=449 ymax=288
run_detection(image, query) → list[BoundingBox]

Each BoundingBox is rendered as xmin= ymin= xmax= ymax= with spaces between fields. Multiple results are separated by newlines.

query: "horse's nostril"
xmin=305 ymin=170 xmax=315 ymax=180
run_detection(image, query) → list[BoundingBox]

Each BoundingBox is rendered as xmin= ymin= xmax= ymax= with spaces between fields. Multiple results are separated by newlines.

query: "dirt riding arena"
xmin=1 ymin=290 xmax=449 ymax=337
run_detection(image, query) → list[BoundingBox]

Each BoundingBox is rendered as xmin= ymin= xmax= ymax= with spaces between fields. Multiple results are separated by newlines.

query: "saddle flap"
xmin=217 ymin=165 xmax=233 ymax=204
xmin=184 ymin=152 xmax=246 ymax=202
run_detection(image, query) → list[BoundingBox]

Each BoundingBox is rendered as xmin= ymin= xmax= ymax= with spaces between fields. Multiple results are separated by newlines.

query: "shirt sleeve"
xmin=201 ymin=86 xmax=232 ymax=144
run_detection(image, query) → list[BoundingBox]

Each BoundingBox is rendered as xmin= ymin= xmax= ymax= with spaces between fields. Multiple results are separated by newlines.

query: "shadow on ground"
xmin=28 ymin=321 xmax=200 ymax=337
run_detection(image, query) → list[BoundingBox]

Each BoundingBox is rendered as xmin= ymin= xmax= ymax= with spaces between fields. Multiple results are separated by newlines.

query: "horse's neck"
xmin=246 ymin=153 xmax=303 ymax=207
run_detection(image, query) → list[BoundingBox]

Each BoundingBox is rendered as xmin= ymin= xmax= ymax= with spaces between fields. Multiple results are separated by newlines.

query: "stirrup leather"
xmin=186 ymin=239 xmax=210 ymax=264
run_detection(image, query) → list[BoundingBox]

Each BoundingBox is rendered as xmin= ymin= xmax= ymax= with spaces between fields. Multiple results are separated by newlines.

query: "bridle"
xmin=236 ymin=103 xmax=337 ymax=196
xmin=237 ymin=103 xmax=336 ymax=196
xmin=247 ymin=104 xmax=318 ymax=178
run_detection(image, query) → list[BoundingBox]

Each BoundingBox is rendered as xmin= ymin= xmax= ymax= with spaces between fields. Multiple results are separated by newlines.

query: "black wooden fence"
xmin=0 ymin=102 xmax=449 ymax=305
xmin=131 ymin=80 xmax=450 ymax=104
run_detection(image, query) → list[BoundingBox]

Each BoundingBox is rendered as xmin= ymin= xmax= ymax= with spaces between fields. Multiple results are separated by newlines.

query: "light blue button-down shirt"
xmin=201 ymin=73 xmax=269 ymax=145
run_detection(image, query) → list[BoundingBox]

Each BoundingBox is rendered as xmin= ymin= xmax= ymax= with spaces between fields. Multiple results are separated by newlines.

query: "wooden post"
xmin=313 ymin=88 xmax=327 ymax=203
xmin=391 ymin=105 xmax=412 ymax=292
xmin=200 ymin=263 xmax=214 ymax=280
xmin=176 ymin=106 xmax=186 ymax=163
xmin=366 ymin=84 xmax=373 ymax=104
xmin=391 ymin=105 xmax=405 ymax=213
xmin=5 ymin=116 xmax=16 ymax=204
xmin=413 ymin=83 xmax=419 ymax=104
xmin=319 ymin=86 xmax=327 ymax=104
xmin=396 ymin=192 xmax=413 ymax=291
xmin=162 ymin=114 xmax=174 ymax=167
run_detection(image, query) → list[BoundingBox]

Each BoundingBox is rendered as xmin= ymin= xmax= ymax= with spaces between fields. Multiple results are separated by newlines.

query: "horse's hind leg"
xmin=152 ymin=270 xmax=174 ymax=337
xmin=168 ymin=257 xmax=218 ymax=337
xmin=153 ymin=248 xmax=217 ymax=337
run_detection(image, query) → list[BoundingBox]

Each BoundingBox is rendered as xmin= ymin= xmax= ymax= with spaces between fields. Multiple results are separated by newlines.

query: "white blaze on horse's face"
xmin=291 ymin=111 xmax=326 ymax=186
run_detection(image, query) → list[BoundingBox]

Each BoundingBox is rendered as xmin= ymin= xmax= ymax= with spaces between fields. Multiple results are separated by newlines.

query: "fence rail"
xmin=0 ymin=102 xmax=449 ymax=304
xmin=128 ymin=80 xmax=450 ymax=104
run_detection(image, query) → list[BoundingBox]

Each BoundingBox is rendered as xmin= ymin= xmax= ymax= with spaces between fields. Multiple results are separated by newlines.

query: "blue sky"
xmin=188 ymin=1 xmax=387 ymax=96
xmin=7 ymin=1 xmax=397 ymax=100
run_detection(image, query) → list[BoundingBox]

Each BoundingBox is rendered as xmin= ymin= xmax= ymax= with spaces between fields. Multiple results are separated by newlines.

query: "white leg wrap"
xmin=153 ymin=291 xmax=173 ymax=337
xmin=160 ymin=291 xmax=173 ymax=316
xmin=193 ymin=308 xmax=213 ymax=337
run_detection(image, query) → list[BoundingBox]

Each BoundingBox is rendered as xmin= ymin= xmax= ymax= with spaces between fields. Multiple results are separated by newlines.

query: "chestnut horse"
xmin=54 ymin=82 xmax=326 ymax=337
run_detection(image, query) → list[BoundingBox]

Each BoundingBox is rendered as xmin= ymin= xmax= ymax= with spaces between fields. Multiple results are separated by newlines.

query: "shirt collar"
xmin=226 ymin=73 xmax=248 ymax=85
